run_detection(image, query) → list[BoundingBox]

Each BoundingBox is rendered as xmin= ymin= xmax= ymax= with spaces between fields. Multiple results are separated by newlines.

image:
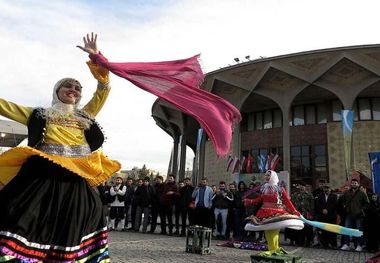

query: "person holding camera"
xmin=212 ymin=181 xmax=234 ymax=239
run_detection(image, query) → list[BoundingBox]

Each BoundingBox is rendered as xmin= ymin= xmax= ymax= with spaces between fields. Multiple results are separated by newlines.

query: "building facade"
xmin=152 ymin=45 xmax=380 ymax=189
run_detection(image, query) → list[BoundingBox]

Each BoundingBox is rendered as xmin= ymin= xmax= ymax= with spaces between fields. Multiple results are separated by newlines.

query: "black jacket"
xmin=134 ymin=185 xmax=154 ymax=207
xmin=315 ymin=192 xmax=338 ymax=223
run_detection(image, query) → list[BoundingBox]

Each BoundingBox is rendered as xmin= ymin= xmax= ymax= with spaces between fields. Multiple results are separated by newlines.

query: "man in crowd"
xmin=159 ymin=174 xmax=180 ymax=235
xmin=177 ymin=177 xmax=195 ymax=236
xmin=109 ymin=176 xmax=127 ymax=231
xmin=192 ymin=177 xmax=213 ymax=228
xmin=340 ymin=178 xmax=369 ymax=252
xmin=134 ymin=177 xmax=154 ymax=233
xmin=123 ymin=177 xmax=135 ymax=230
xmin=291 ymin=182 xmax=314 ymax=246
xmin=149 ymin=175 xmax=164 ymax=233
xmin=212 ymin=181 xmax=234 ymax=239
xmin=174 ymin=181 xmax=185 ymax=235
xmin=315 ymin=185 xmax=338 ymax=248
xmin=226 ymin=182 xmax=237 ymax=239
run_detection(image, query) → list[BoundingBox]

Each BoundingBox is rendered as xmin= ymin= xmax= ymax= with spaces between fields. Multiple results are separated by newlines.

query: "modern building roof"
xmin=152 ymin=44 xmax=380 ymax=152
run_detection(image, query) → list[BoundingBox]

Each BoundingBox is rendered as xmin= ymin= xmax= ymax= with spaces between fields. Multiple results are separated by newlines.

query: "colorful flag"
xmin=269 ymin=154 xmax=280 ymax=170
xmin=246 ymin=154 xmax=254 ymax=173
xmin=240 ymin=155 xmax=246 ymax=173
xmin=226 ymin=155 xmax=234 ymax=172
xmin=258 ymin=154 xmax=267 ymax=173
xmin=232 ymin=157 xmax=241 ymax=174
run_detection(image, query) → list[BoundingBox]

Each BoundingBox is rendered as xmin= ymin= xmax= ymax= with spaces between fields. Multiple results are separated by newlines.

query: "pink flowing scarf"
xmin=89 ymin=53 xmax=241 ymax=157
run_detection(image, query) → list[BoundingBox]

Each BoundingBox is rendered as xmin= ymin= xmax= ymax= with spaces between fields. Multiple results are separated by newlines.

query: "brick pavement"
xmin=108 ymin=231 xmax=375 ymax=263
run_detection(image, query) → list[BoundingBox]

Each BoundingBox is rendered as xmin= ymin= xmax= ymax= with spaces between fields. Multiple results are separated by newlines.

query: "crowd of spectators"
xmin=97 ymin=175 xmax=380 ymax=253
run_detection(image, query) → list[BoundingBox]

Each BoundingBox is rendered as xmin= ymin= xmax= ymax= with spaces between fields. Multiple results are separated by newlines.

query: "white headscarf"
xmin=261 ymin=170 xmax=281 ymax=195
xmin=42 ymin=78 xmax=92 ymax=128
xmin=51 ymin=78 xmax=82 ymax=108
xmin=267 ymin=170 xmax=279 ymax=185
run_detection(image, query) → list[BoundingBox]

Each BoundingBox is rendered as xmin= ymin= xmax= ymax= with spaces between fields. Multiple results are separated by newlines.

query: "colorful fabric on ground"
xmin=89 ymin=53 xmax=242 ymax=157
xmin=216 ymin=240 xmax=267 ymax=251
xmin=0 ymin=228 xmax=109 ymax=262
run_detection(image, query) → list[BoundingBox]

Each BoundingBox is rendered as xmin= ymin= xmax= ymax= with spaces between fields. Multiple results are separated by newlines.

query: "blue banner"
xmin=193 ymin=128 xmax=203 ymax=184
xmin=369 ymin=152 xmax=380 ymax=195
xmin=342 ymin=110 xmax=354 ymax=180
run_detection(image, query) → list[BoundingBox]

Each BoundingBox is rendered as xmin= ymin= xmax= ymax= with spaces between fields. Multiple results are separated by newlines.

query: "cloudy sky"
xmin=0 ymin=0 xmax=379 ymax=174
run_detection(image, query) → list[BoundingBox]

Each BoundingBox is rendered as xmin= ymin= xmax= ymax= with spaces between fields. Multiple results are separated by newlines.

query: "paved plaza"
xmin=108 ymin=231 xmax=374 ymax=263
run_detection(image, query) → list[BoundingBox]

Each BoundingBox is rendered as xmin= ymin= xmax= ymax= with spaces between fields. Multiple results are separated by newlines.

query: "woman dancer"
xmin=0 ymin=33 xmax=120 ymax=262
xmin=244 ymin=170 xmax=303 ymax=255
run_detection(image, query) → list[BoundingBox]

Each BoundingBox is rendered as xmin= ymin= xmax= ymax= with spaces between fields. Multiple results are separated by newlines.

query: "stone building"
xmin=152 ymin=45 xmax=380 ymax=189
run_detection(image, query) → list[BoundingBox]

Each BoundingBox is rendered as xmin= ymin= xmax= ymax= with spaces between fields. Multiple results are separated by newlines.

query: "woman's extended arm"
xmin=77 ymin=33 xmax=111 ymax=117
xmin=0 ymin=98 xmax=32 ymax=125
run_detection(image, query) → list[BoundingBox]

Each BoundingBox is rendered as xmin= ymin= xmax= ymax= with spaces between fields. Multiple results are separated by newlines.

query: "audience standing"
xmin=109 ymin=176 xmax=127 ymax=231
xmin=340 ymin=178 xmax=369 ymax=252
xmin=192 ymin=177 xmax=213 ymax=228
xmin=159 ymin=174 xmax=180 ymax=235
xmin=315 ymin=185 xmax=338 ymax=248
xmin=212 ymin=181 xmax=234 ymax=239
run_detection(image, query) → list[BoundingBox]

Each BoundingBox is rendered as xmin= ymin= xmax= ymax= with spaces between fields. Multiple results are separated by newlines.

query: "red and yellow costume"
xmin=244 ymin=170 xmax=303 ymax=256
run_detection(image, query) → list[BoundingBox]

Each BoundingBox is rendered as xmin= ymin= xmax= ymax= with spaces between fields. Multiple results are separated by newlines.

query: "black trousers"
xmin=160 ymin=204 xmax=174 ymax=233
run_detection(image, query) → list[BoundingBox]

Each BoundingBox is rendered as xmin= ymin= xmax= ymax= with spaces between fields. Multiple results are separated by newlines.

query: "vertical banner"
xmin=168 ymin=147 xmax=174 ymax=175
xmin=177 ymin=135 xmax=182 ymax=176
xmin=342 ymin=110 xmax=354 ymax=181
xmin=193 ymin=128 xmax=203 ymax=185
xmin=369 ymin=152 xmax=380 ymax=194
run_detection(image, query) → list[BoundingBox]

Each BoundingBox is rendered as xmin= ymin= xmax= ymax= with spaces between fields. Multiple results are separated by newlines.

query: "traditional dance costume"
xmin=244 ymin=170 xmax=303 ymax=255
xmin=0 ymin=62 xmax=121 ymax=262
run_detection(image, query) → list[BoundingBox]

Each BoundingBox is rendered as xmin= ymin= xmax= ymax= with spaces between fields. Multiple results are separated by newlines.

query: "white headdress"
xmin=42 ymin=78 xmax=92 ymax=128
xmin=261 ymin=170 xmax=281 ymax=195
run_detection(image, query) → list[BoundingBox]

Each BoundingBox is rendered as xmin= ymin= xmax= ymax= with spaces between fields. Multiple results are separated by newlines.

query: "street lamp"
xmin=1 ymin=133 xmax=5 ymax=138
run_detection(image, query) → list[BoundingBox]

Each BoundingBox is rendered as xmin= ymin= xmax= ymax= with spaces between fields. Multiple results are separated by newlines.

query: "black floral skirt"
xmin=0 ymin=156 xmax=109 ymax=262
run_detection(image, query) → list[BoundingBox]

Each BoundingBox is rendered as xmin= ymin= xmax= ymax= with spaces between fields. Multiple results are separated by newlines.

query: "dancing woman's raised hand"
xmin=77 ymin=32 xmax=99 ymax=55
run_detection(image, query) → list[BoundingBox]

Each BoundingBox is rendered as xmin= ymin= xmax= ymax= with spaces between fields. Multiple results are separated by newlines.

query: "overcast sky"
xmin=1 ymin=0 xmax=379 ymax=175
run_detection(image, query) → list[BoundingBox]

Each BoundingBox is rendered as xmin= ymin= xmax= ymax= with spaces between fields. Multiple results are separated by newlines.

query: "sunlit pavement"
xmin=108 ymin=230 xmax=374 ymax=263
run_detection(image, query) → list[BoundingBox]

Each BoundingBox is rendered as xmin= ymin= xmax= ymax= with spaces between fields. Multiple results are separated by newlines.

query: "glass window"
xmin=293 ymin=106 xmax=305 ymax=126
xmin=302 ymin=145 xmax=310 ymax=155
xmin=372 ymin=98 xmax=380 ymax=120
xmin=302 ymin=157 xmax=311 ymax=167
xmin=255 ymin=112 xmax=263 ymax=130
xmin=291 ymin=157 xmax=301 ymax=167
xmin=289 ymin=111 xmax=293 ymax=126
xmin=247 ymin=113 xmax=255 ymax=131
xmin=273 ymin=109 xmax=282 ymax=128
xmin=291 ymin=146 xmax=301 ymax=156
xmin=317 ymin=104 xmax=327 ymax=124
xmin=315 ymin=156 xmax=327 ymax=167
xmin=263 ymin=111 xmax=272 ymax=129
xmin=314 ymin=145 xmax=326 ymax=156
xmin=332 ymin=100 xmax=342 ymax=121
xmin=359 ymin=98 xmax=371 ymax=120
xmin=315 ymin=167 xmax=328 ymax=178
xmin=306 ymin=105 xmax=316 ymax=124
xmin=352 ymin=101 xmax=358 ymax=121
